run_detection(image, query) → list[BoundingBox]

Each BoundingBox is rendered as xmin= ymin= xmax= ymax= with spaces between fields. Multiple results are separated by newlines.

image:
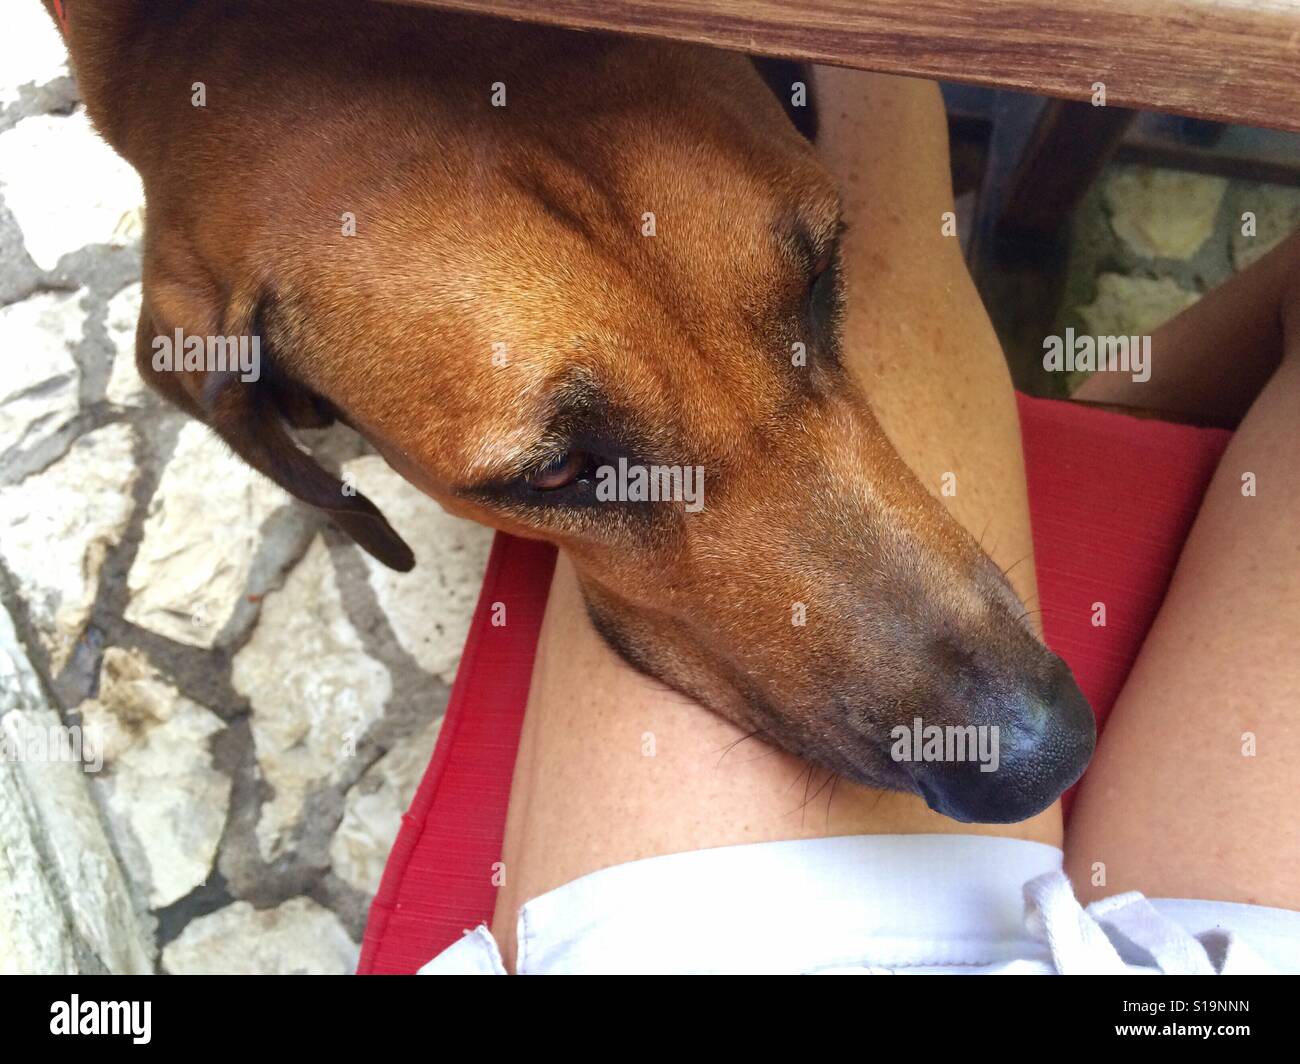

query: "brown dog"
xmin=50 ymin=0 xmax=1093 ymax=823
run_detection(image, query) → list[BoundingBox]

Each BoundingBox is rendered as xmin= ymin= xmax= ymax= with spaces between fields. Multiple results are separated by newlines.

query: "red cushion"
xmin=357 ymin=535 xmax=556 ymax=975
xmin=357 ymin=393 xmax=1232 ymax=974
xmin=1018 ymin=397 xmax=1231 ymax=743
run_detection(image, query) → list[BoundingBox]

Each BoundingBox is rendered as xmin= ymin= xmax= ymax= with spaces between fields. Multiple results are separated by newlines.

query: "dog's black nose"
xmin=906 ymin=662 xmax=1096 ymax=824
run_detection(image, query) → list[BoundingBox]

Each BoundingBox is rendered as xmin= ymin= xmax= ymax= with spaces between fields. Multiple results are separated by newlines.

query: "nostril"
xmin=903 ymin=764 xmax=958 ymax=820
xmin=911 ymin=773 xmax=940 ymax=808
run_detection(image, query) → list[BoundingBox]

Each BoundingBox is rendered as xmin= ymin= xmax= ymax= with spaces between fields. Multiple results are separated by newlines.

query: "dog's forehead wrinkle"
xmin=505 ymin=136 xmax=640 ymax=246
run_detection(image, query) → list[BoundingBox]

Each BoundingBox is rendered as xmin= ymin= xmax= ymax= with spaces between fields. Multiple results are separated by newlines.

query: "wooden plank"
xmin=392 ymin=0 xmax=1300 ymax=133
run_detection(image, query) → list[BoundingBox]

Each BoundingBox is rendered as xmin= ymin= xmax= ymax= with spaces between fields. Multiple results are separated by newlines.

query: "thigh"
xmin=1066 ymin=350 xmax=1300 ymax=910
xmin=491 ymin=71 xmax=1058 ymax=967
xmin=816 ymin=68 xmax=1040 ymax=625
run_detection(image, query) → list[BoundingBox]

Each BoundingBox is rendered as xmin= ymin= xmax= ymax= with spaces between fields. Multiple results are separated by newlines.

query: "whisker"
xmin=715 ymin=727 xmax=767 ymax=767
xmin=824 ymin=775 xmax=840 ymax=832
xmin=784 ymin=762 xmax=814 ymax=796
xmin=800 ymin=765 xmax=815 ymax=827
xmin=1000 ymin=551 xmax=1035 ymax=580
xmin=799 ymin=770 xmax=836 ymax=828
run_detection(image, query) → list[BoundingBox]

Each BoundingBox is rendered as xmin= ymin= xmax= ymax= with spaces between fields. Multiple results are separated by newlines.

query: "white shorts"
xmin=419 ymin=834 xmax=1300 ymax=975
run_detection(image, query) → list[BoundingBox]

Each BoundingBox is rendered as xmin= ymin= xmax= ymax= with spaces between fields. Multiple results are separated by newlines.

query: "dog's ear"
xmin=135 ymin=268 xmax=416 ymax=573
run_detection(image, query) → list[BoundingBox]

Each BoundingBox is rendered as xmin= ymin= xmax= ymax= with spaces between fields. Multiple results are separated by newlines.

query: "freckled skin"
xmin=57 ymin=0 xmax=1092 ymax=821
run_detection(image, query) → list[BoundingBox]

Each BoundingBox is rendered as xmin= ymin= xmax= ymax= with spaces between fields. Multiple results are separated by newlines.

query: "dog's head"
xmin=133 ymin=12 xmax=1092 ymax=823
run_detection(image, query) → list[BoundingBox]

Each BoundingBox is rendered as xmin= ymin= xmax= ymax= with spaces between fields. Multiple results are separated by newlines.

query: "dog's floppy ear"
xmin=201 ymin=363 xmax=416 ymax=572
xmin=135 ymin=268 xmax=416 ymax=572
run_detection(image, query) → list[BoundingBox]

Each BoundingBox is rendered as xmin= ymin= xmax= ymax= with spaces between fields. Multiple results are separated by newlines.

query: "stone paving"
xmin=2 ymin=5 xmax=1297 ymax=974
xmin=0 ymin=5 xmax=491 ymax=974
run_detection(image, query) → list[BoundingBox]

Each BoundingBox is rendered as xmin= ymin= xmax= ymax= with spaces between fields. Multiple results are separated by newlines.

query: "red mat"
xmin=357 ymin=393 xmax=1232 ymax=974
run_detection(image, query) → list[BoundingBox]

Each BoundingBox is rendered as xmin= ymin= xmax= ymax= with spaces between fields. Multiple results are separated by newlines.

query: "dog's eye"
xmin=525 ymin=450 xmax=589 ymax=491
xmin=807 ymin=254 xmax=840 ymax=322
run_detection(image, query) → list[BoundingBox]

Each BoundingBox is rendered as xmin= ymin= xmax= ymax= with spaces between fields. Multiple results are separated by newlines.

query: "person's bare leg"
xmin=1066 ymin=279 xmax=1300 ymax=910
xmin=491 ymin=71 xmax=1060 ymax=971
xmin=1073 ymin=228 xmax=1300 ymax=427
